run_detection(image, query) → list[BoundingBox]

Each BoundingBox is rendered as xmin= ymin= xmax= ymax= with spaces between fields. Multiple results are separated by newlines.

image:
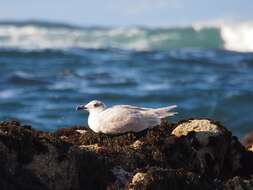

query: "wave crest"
xmin=0 ymin=21 xmax=252 ymax=52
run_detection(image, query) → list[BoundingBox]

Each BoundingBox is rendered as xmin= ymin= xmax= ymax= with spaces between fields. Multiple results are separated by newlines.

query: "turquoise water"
xmin=0 ymin=21 xmax=252 ymax=136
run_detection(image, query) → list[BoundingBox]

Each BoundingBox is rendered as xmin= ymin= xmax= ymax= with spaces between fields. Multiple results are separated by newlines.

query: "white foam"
xmin=220 ymin=22 xmax=253 ymax=52
xmin=0 ymin=22 xmax=253 ymax=52
xmin=0 ymin=25 xmax=179 ymax=51
xmin=141 ymin=83 xmax=171 ymax=91
xmin=14 ymin=71 xmax=33 ymax=78
xmin=0 ymin=89 xmax=18 ymax=99
xmin=49 ymin=81 xmax=76 ymax=90
xmin=193 ymin=21 xmax=253 ymax=52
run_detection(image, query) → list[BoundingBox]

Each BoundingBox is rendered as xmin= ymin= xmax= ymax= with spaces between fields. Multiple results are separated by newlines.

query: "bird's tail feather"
xmin=151 ymin=105 xmax=178 ymax=118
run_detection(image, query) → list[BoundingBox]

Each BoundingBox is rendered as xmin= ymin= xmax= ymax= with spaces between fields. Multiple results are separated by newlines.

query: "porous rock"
xmin=225 ymin=176 xmax=253 ymax=190
xmin=0 ymin=118 xmax=253 ymax=190
xmin=0 ymin=120 xmax=113 ymax=190
xmin=127 ymin=167 xmax=220 ymax=190
xmin=171 ymin=119 xmax=226 ymax=145
xmin=241 ymin=132 xmax=253 ymax=152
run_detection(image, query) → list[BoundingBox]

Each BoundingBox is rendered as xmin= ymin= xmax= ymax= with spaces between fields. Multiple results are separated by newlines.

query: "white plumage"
xmin=76 ymin=100 xmax=177 ymax=134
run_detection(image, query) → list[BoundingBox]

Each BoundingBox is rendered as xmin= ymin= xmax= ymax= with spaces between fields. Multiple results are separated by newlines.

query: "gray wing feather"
xmin=112 ymin=105 xmax=150 ymax=111
xmin=99 ymin=106 xmax=160 ymax=133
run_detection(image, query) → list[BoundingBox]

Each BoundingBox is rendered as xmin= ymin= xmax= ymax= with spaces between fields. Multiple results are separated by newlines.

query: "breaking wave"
xmin=0 ymin=21 xmax=252 ymax=52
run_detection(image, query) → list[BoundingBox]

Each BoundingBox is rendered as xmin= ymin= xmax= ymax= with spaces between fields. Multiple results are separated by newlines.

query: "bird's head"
xmin=76 ymin=100 xmax=106 ymax=113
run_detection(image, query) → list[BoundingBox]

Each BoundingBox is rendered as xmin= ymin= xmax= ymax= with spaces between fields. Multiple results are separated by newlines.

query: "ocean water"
xmin=0 ymin=21 xmax=252 ymax=136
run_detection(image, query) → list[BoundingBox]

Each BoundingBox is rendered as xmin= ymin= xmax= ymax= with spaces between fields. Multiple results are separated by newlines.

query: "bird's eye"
xmin=94 ymin=103 xmax=100 ymax=107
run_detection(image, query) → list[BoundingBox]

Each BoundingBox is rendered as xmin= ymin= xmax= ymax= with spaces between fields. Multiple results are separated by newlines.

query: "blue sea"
xmin=0 ymin=21 xmax=252 ymax=136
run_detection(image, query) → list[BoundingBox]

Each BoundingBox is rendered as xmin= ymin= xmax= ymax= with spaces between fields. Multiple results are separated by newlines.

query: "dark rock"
xmin=126 ymin=167 xmax=222 ymax=190
xmin=0 ymin=118 xmax=253 ymax=190
xmin=225 ymin=176 xmax=253 ymax=190
xmin=0 ymin=121 xmax=113 ymax=190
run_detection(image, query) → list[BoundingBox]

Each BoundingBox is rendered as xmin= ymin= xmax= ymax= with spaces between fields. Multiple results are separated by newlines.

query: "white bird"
xmin=76 ymin=100 xmax=177 ymax=134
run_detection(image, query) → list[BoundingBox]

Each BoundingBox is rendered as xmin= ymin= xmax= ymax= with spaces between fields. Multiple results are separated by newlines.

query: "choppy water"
xmin=0 ymin=21 xmax=252 ymax=136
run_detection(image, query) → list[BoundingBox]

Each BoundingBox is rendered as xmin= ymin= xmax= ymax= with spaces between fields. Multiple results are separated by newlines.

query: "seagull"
xmin=76 ymin=100 xmax=177 ymax=134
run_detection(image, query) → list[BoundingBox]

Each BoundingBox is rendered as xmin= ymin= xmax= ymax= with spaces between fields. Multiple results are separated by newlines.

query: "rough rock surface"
xmin=0 ymin=118 xmax=253 ymax=190
xmin=242 ymin=132 xmax=253 ymax=152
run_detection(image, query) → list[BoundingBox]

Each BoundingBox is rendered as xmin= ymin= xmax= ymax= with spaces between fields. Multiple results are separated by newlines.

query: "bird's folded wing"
xmin=112 ymin=105 xmax=150 ymax=111
xmin=100 ymin=107 xmax=160 ymax=133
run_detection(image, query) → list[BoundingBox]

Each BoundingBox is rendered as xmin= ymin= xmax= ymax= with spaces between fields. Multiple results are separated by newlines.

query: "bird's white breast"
xmin=88 ymin=112 xmax=102 ymax=133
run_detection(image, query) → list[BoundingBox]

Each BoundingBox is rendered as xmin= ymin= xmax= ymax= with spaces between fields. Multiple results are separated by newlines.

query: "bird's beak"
xmin=76 ymin=105 xmax=87 ymax=111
